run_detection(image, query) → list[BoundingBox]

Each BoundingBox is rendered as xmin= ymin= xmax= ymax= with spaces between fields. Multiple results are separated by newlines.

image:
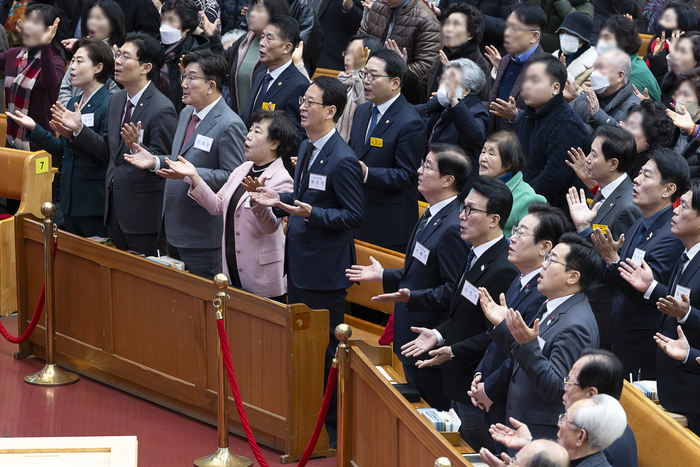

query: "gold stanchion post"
xmin=335 ymin=323 xmax=352 ymax=467
xmin=435 ymin=457 xmax=453 ymax=467
xmin=194 ymin=274 xmax=253 ymax=467
xmin=25 ymin=202 xmax=79 ymax=386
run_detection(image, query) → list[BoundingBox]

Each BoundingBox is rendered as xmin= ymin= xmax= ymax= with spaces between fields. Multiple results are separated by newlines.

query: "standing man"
xmin=53 ymin=32 xmax=178 ymax=256
xmin=123 ymin=50 xmax=247 ymax=279
xmin=346 ymin=144 xmax=471 ymax=410
xmin=349 ymin=49 xmax=425 ymax=252
xmin=567 ymin=126 xmax=643 ymax=348
xmin=593 ymin=148 xmax=688 ymax=380
xmin=401 ymin=177 xmax=519 ymax=451
xmin=479 ymin=233 xmax=603 ymax=446
xmin=242 ymin=15 xmax=309 ymax=174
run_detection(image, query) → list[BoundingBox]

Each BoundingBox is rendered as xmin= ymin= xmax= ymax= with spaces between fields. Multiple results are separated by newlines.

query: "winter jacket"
xmin=629 ymin=53 xmax=661 ymax=102
xmin=359 ymin=0 xmax=441 ymax=80
xmin=570 ymin=81 xmax=640 ymax=135
xmin=437 ymin=0 xmax=516 ymax=53
xmin=553 ymin=45 xmax=597 ymax=96
xmin=591 ymin=0 xmax=636 ymax=44
xmin=220 ymin=0 xmax=248 ymax=33
xmin=673 ymin=130 xmax=700 ymax=182
xmin=533 ymin=0 xmax=594 ymax=53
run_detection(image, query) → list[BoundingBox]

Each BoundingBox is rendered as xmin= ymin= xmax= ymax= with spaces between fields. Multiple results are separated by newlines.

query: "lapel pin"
xmin=610 ymin=202 xmax=613 ymax=207
xmin=320 ymin=160 xmax=323 ymax=164
xmin=139 ymin=103 xmax=143 ymax=106
xmin=87 ymin=104 xmax=91 ymax=108
xmin=480 ymin=265 xmax=485 ymax=271
xmin=647 ymin=232 xmax=653 ymax=240
xmin=547 ymin=316 xmax=555 ymax=326
xmin=278 ymin=82 xmax=282 ymax=86
xmin=385 ymin=119 xmax=389 ymax=123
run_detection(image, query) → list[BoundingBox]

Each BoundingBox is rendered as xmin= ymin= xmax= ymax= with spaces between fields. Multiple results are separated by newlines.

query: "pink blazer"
xmin=188 ymin=158 xmax=293 ymax=297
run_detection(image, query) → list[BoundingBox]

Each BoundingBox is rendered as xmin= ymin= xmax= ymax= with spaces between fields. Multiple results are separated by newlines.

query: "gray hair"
xmin=601 ymin=50 xmax=632 ymax=85
xmin=445 ymin=58 xmax=486 ymax=95
xmin=571 ymin=394 xmax=627 ymax=452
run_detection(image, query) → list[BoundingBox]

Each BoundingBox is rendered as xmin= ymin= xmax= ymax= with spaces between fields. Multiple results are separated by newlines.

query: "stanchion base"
xmin=24 ymin=364 xmax=80 ymax=386
xmin=194 ymin=448 xmax=253 ymax=467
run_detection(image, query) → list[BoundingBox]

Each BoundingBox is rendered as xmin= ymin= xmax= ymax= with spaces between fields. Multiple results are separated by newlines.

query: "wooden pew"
xmin=312 ymin=68 xmax=341 ymax=79
xmin=346 ymin=240 xmax=405 ymax=315
xmin=0 ymin=143 xmax=55 ymax=317
xmin=13 ymin=217 xmax=333 ymax=463
xmin=337 ymin=336 xmax=477 ymax=467
xmin=419 ymin=200 xmax=428 ymax=218
xmin=639 ymin=34 xmax=653 ymax=58
xmin=620 ymin=380 xmax=700 ymax=466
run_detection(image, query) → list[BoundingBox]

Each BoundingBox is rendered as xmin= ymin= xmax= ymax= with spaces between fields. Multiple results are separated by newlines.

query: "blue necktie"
xmin=670 ymin=253 xmax=690 ymax=295
xmin=254 ymin=73 xmax=273 ymax=111
xmin=508 ymin=275 xmax=524 ymax=307
xmin=629 ymin=223 xmax=648 ymax=254
xmin=366 ymin=106 xmax=379 ymax=145
xmin=458 ymin=249 xmax=476 ymax=288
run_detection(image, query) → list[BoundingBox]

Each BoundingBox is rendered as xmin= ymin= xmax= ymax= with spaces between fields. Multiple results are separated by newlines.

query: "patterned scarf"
xmin=5 ymin=48 xmax=41 ymax=150
xmin=158 ymin=37 xmax=186 ymax=97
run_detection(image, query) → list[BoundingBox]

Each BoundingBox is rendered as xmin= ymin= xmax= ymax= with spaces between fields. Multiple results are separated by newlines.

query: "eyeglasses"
xmin=511 ymin=226 xmax=534 ymax=239
xmin=558 ymin=413 xmax=582 ymax=429
xmin=505 ymin=24 xmax=540 ymax=34
xmin=544 ymin=251 xmax=572 ymax=270
xmin=464 ymin=205 xmax=489 ymax=218
xmin=180 ymin=74 xmax=212 ymax=84
xmin=563 ymin=375 xmax=581 ymax=387
xmin=358 ymin=69 xmax=390 ymax=82
xmin=113 ymin=51 xmax=140 ymax=64
xmin=299 ymin=96 xmax=325 ymax=107
xmin=420 ymin=159 xmax=437 ymax=172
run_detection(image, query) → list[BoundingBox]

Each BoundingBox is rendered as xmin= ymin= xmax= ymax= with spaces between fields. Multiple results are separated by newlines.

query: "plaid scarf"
xmin=158 ymin=37 xmax=186 ymax=97
xmin=5 ymin=48 xmax=42 ymax=150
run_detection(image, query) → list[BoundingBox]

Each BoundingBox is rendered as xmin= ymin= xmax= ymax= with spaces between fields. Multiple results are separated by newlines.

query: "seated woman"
xmin=58 ymin=0 xmax=124 ymax=105
xmin=666 ymin=68 xmax=700 ymax=182
xmin=162 ymin=110 xmax=295 ymax=300
xmin=6 ymin=38 xmax=113 ymax=237
xmin=554 ymin=12 xmax=597 ymax=102
xmin=478 ymin=131 xmax=546 ymax=239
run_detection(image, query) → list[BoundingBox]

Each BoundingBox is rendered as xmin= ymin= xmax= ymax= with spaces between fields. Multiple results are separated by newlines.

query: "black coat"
xmin=591 ymin=0 xmax=636 ymax=44
xmin=317 ymin=0 xmax=362 ymax=71
xmin=604 ymin=425 xmax=638 ymax=467
xmin=82 ymin=0 xmax=161 ymax=37
xmin=289 ymin=0 xmax=324 ymax=76
xmin=220 ymin=0 xmax=249 ymax=33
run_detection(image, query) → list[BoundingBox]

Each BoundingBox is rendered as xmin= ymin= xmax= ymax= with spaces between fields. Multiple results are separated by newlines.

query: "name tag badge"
xmin=309 ymin=173 xmax=327 ymax=191
xmin=244 ymin=196 xmax=252 ymax=209
xmin=81 ymin=113 xmax=94 ymax=127
xmin=262 ymin=102 xmax=275 ymax=111
xmin=412 ymin=241 xmax=430 ymax=265
xmin=461 ymin=279 xmax=479 ymax=305
xmin=139 ymin=129 xmax=144 ymax=144
xmin=194 ymin=134 xmax=214 ymax=152
xmin=592 ymin=224 xmax=608 ymax=235
xmin=370 ymin=137 xmax=383 ymax=148
xmin=675 ymin=285 xmax=691 ymax=301
xmin=537 ymin=336 xmax=546 ymax=350
xmin=632 ymin=248 xmax=646 ymax=266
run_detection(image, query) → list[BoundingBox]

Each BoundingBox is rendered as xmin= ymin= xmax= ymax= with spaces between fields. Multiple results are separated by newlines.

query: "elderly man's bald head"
xmin=517 ymin=439 xmax=570 ymax=467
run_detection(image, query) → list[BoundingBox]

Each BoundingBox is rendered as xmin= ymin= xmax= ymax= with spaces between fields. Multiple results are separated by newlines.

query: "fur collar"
xmin=552 ymin=47 xmax=598 ymax=81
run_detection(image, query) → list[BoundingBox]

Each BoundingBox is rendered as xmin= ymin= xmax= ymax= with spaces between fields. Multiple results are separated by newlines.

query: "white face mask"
xmin=559 ymin=33 xmax=580 ymax=55
xmin=436 ymin=83 xmax=465 ymax=107
xmin=589 ymin=71 xmax=610 ymax=94
xmin=595 ymin=41 xmax=617 ymax=55
xmin=160 ymin=25 xmax=182 ymax=45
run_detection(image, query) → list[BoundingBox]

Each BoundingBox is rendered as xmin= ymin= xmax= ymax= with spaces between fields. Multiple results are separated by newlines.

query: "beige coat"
xmin=552 ymin=46 xmax=598 ymax=96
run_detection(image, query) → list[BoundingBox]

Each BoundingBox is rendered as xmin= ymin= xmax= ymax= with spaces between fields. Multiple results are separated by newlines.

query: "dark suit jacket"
xmin=27 ymin=84 xmax=111 ymax=218
xmin=71 ymin=81 xmax=178 ymax=234
xmin=382 ymin=198 xmax=469 ymax=365
xmin=317 ymin=0 xmax=362 ymax=71
xmin=490 ymin=292 xmax=600 ymax=442
xmin=577 ymin=452 xmax=613 ymax=467
xmin=434 ymin=237 xmax=519 ymax=403
xmin=279 ymin=131 xmax=365 ymax=291
xmin=685 ymin=347 xmax=700 ymax=375
xmin=600 ymin=206 xmax=684 ymax=379
xmin=604 ymin=424 xmax=638 ymax=467
xmin=348 ymin=94 xmax=426 ymax=249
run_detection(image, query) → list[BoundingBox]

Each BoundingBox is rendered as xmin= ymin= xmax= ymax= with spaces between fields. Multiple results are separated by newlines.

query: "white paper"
xmin=81 ymin=113 xmax=94 ymax=127
xmin=675 ymin=285 xmax=691 ymax=301
xmin=412 ymin=241 xmax=430 ymax=265
xmin=461 ymin=280 xmax=479 ymax=305
xmin=309 ymin=173 xmax=327 ymax=191
xmin=631 ymin=248 xmax=646 ymax=266
xmin=194 ymin=134 xmax=213 ymax=152
xmin=375 ymin=365 xmax=393 ymax=382
xmin=139 ymin=129 xmax=144 ymax=144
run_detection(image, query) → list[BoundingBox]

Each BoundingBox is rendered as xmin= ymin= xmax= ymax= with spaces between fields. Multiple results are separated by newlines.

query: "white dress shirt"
xmin=307 ymin=127 xmax=336 ymax=168
xmin=520 ymin=267 xmax=543 ymax=290
xmin=541 ymin=293 xmax=575 ymax=322
xmin=599 ymin=173 xmax=628 ymax=201
xmin=423 ymin=195 xmax=458 ymax=223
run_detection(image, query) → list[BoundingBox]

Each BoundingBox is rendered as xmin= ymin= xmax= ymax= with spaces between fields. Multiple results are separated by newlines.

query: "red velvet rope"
xmin=0 ymin=240 xmax=57 ymax=344
xmin=215 ymin=318 xmax=337 ymax=467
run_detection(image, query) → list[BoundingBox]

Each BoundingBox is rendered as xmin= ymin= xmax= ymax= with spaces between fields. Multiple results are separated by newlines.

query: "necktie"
xmin=531 ymin=302 xmax=548 ymax=326
xmin=180 ymin=113 xmax=200 ymax=152
xmin=122 ymin=100 xmax=134 ymax=126
xmin=300 ymin=142 xmax=315 ymax=182
xmin=629 ymin=224 xmax=648 ymax=254
xmin=254 ymin=73 xmax=273 ymax=111
xmin=592 ymin=189 xmax=604 ymax=205
xmin=365 ymin=106 xmax=380 ymax=145
xmin=458 ymin=249 xmax=477 ymax=287
xmin=508 ymin=275 xmax=524 ymax=307
xmin=415 ymin=207 xmax=432 ymax=238
xmin=669 ymin=252 xmax=690 ymax=296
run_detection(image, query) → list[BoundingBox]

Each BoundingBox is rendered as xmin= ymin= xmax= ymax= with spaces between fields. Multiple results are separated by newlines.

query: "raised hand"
xmin=123 ymin=143 xmax=156 ymax=170
xmin=479 ymin=288 xmax=509 ymax=326
xmin=157 ymin=156 xmax=199 ymax=182
xmin=198 ymin=11 xmax=219 ymax=37
xmin=567 ymin=187 xmax=600 ymax=232
xmin=290 ymin=156 xmax=297 ymax=167
xmin=292 ymin=41 xmax=305 ymax=67
xmin=591 ymin=228 xmax=624 ymax=265
xmin=670 ymin=30 xmax=685 ymax=52
xmin=667 ymin=105 xmax=695 ymax=133
xmin=61 ymin=38 xmax=77 ymax=51
xmin=489 ymin=418 xmax=532 ymax=451
xmin=250 ymin=186 xmax=280 ymax=207
xmin=439 ymin=50 xmax=449 ymax=67
xmin=400 ymin=326 xmax=438 ymax=358
xmin=586 ymin=87 xmax=600 ymax=117
xmin=505 ymin=307 xmax=539 ymax=345
xmin=6 ymin=110 xmax=36 ymax=131
xmin=416 ymin=345 xmax=451 ymax=368
xmin=618 ymin=258 xmax=654 ymax=292
xmin=479 ymin=448 xmax=511 ymax=467
xmin=385 ymin=39 xmax=407 ymax=63
xmin=421 ymin=0 xmax=441 ymax=16
xmin=241 ymin=175 xmax=266 ymax=192
xmin=360 ymin=0 xmax=372 ymax=9
xmin=657 ymin=293 xmax=691 ymax=318
xmin=653 ymin=31 xmax=666 ymax=56
xmin=654 ymin=326 xmax=690 ymax=361
xmin=632 ymin=84 xmax=650 ymax=101
xmin=120 ymin=121 xmax=142 ymax=151
xmin=489 ymin=96 xmax=517 ymax=120
xmin=42 ymin=17 xmax=60 ymax=45
xmin=51 ymin=101 xmax=83 ymax=133
xmin=565 ymin=146 xmax=596 ymax=190
xmin=484 ymin=45 xmax=501 ymax=70
xmin=372 ymin=288 xmax=411 ymax=303
xmin=346 ymin=255 xmax=384 ymax=282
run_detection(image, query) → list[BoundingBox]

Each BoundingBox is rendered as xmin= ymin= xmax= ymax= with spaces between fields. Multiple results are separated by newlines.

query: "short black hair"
xmin=601 ymin=15 xmax=642 ymax=56
xmin=486 ymin=131 xmax=525 ymax=174
xmin=87 ymin=0 xmax=126 ymax=47
xmin=249 ymin=0 xmax=292 ymax=17
xmin=691 ymin=181 xmax=700 ymax=214
xmin=75 ymin=37 xmax=115 ymax=84
xmin=444 ymin=3 xmax=485 ymax=45
xmin=161 ymin=0 xmax=200 ymax=33
xmin=665 ymin=3 xmax=700 ymax=33
xmin=346 ymin=34 xmax=384 ymax=56
xmin=625 ymin=99 xmax=675 ymax=150
xmin=594 ymin=126 xmax=637 ymax=175
xmin=26 ymin=3 xmax=67 ymax=62
xmin=368 ymin=48 xmax=407 ymax=87
xmin=579 ymin=349 xmax=625 ymax=400
xmin=250 ymin=110 xmax=297 ymax=157
xmin=527 ymin=202 xmax=574 ymax=246
xmin=312 ymin=76 xmax=347 ymax=123
xmin=470 ymin=177 xmax=513 ymax=230
xmin=182 ymin=49 xmax=227 ymax=91
xmin=526 ymin=55 xmax=567 ymax=90
xmin=648 ymin=147 xmax=690 ymax=202
xmin=123 ymin=32 xmax=165 ymax=81
xmin=678 ymin=31 xmax=700 ymax=67
xmin=512 ymin=2 xmax=547 ymax=32
xmin=268 ymin=14 xmax=300 ymax=48
xmin=559 ymin=232 xmax=605 ymax=291
xmin=430 ymin=143 xmax=472 ymax=192
xmin=529 ymin=451 xmax=570 ymax=467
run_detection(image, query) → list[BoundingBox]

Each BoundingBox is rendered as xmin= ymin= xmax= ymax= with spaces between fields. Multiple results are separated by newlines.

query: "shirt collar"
xmin=80 ymin=84 xmax=105 ymax=108
xmin=643 ymin=205 xmax=673 ymax=229
xmin=127 ymin=81 xmax=151 ymax=107
xmin=685 ymin=241 xmax=700 ymax=262
xmin=472 ymin=235 xmax=504 ymax=261
xmin=193 ymin=96 xmax=221 ymax=121
xmin=545 ymin=293 xmax=575 ymax=313
xmin=374 ymin=92 xmax=401 ymax=117
xmin=268 ymin=59 xmax=293 ymax=82
xmin=312 ymin=128 xmax=336 ymax=152
xmin=520 ymin=267 xmax=543 ymax=288
xmin=513 ymin=44 xmax=539 ymax=63
xmin=426 ymin=195 xmax=458 ymax=220
xmin=599 ymin=173 xmax=628 ymax=200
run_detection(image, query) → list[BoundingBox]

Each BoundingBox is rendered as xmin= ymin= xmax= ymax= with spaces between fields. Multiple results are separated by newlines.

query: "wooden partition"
xmin=346 ymin=240 xmax=405 ymax=314
xmin=312 ymin=68 xmax=341 ymax=79
xmin=639 ymin=34 xmax=652 ymax=57
xmin=337 ymin=336 xmax=476 ymax=467
xmin=14 ymin=217 xmax=333 ymax=463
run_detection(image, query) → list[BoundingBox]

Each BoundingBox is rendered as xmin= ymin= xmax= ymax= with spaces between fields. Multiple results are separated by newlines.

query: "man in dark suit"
xmin=348 ymin=49 xmax=426 ymax=252
xmin=618 ymin=186 xmax=700 ymax=436
xmin=346 ymin=144 xmax=471 ymax=410
xmin=480 ymin=233 xmax=603 ymax=447
xmin=486 ymin=2 xmax=546 ymax=132
xmin=57 ymin=33 xmax=178 ymax=256
xmin=317 ymin=0 xmax=362 ymax=71
xmin=594 ymin=148 xmax=688 ymax=380
xmin=401 ymin=177 xmax=519 ymax=451
xmin=470 ymin=203 xmax=571 ymax=451
xmin=123 ymin=50 xmax=247 ymax=279
xmin=242 ymin=15 xmax=309 ymax=175
xmin=567 ymin=126 xmax=643 ymax=348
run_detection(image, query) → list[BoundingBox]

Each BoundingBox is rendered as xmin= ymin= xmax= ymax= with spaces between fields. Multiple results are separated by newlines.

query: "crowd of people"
xmin=2 ymin=1 xmax=700 ymax=466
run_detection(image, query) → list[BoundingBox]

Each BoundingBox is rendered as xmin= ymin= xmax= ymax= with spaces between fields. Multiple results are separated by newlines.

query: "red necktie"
xmin=180 ymin=113 xmax=200 ymax=152
xmin=122 ymin=100 xmax=134 ymax=127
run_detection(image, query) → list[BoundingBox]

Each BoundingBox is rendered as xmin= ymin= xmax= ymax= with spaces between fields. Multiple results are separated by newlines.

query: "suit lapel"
xmin=404 ymin=199 xmax=459 ymax=271
xmin=181 ymin=101 xmax=222 ymax=154
xmin=173 ymin=107 xmax=193 ymax=155
xmin=262 ymin=66 xmax=290 ymax=103
xmin=128 ymin=82 xmax=153 ymax=125
xmin=595 ymin=177 xmax=632 ymax=223
xmin=247 ymin=71 xmax=266 ymax=116
xmin=510 ymin=275 xmax=539 ymax=311
xmin=351 ymin=104 xmax=371 ymax=153
xmin=298 ymin=134 xmax=336 ymax=198
xmin=109 ymin=90 xmax=128 ymax=158
xmin=452 ymin=238 xmax=508 ymax=311
xmin=318 ymin=0 xmax=332 ymax=18
xmin=360 ymin=95 xmax=403 ymax=159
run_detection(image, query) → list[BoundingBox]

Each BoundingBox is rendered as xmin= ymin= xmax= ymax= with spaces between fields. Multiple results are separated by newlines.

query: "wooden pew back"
xmin=346 ymin=240 xmax=405 ymax=314
xmin=620 ymin=380 xmax=700 ymax=466
xmin=639 ymin=34 xmax=652 ymax=57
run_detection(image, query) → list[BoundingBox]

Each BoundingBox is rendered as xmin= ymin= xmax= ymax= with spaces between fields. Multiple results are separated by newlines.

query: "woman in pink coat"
xmin=163 ymin=110 xmax=295 ymax=299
